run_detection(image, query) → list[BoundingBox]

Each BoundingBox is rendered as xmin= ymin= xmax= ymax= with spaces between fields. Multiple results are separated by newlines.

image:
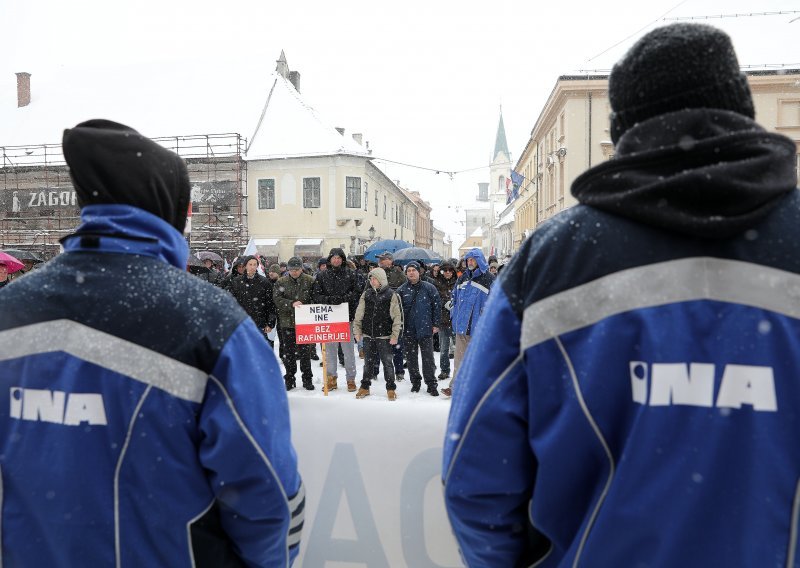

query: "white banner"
xmin=289 ymin=397 xmax=463 ymax=567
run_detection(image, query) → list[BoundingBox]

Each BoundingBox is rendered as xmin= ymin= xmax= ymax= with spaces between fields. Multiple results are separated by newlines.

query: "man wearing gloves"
xmin=0 ymin=120 xmax=304 ymax=567
xmin=353 ymin=268 xmax=403 ymax=400
xmin=443 ymin=23 xmax=800 ymax=567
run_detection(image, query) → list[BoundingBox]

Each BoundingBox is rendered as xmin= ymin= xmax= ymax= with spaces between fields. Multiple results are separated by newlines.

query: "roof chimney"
xmin=352 ymin=133 xmax=363 ymax=145
xmin=335 ymin=127 xmax=345 ymax=136
xmin=16 ymin=72 xmax=31 ymax=107
xmin=288 ymin=70 xmax=301 ymax=93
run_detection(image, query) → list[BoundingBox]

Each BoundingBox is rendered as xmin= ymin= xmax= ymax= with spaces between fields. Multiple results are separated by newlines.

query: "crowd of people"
xmin=190 ymin=244 xmax=502 ymax=400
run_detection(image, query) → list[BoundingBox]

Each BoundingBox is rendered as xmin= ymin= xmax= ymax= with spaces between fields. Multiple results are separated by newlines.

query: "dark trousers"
xmin=279 ymin=327 xmax=312 ymax=381
xmin=402 ymin=334 xmax=436 ymax=387
xmin=373 ymin=334 xmax=405 ymax=377
xmin=361 ymin=337 xmax=396 ymax=391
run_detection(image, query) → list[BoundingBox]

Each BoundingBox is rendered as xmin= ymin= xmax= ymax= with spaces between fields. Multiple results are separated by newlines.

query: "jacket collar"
xmin=61 ymin=204 xmax=189 ymax=269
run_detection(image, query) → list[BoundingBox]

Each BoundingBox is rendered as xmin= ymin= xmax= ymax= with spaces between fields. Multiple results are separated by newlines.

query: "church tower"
xmin=486 ymin=108 xmax=512 ymax=256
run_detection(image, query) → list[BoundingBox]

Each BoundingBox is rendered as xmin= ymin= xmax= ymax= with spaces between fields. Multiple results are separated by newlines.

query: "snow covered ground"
xmin=282 ymin=340 xmax=453 ymax=403
xmin=279 ymin=338 xmax=463 ymax=567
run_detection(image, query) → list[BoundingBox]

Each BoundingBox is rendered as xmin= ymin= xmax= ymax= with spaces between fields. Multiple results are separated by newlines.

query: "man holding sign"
xmin=312 ymin=248 xmax=360 ymax=392
xmin=273 ymin=256 xmax=316 ymax=391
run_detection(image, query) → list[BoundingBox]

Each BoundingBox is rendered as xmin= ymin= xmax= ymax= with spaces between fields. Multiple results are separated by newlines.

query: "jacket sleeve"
xmin=390 ymin=293 xmax=403 ymax=340
xmin=273 ymin=279 xmax=293 ymax=313
xmin=442 ymin=285 xmax=537 ymax=568
xmin=199 ymin=318 xmax=304 ymax=567
xmin=264 ymin=281 xmax=278 ymax=328
xmin=353 ymin=292 xmax=366 ymax=336
xmin=429 ymin=284 xmax=441 ymax=327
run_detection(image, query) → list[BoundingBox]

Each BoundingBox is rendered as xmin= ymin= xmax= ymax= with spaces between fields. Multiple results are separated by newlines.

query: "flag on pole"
xmin=510 ymin=170 xmax=524 ymax=201
xmin=505 ymin=177 xmax=512 ymax=204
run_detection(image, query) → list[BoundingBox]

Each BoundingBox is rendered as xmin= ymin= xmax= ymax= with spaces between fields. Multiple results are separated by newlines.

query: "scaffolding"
xmin=0 ymin=133 xmax=249 ymax=261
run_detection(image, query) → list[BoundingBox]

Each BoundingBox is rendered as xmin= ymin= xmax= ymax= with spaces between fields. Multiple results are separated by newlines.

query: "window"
xmin=364 ymin=182 xmax=368 ymax=212
xmin=383 ymin=196 xmax=387 ymax=219
xmin=346 ymin=176 xmax=361 ymax=208
xmin=303 ymin=177 xmax=321 ymax=208
xmin=257 ymin=178 xmax=275 ymax=210
xmin=375 ymin=193 xmax=379 ymax=216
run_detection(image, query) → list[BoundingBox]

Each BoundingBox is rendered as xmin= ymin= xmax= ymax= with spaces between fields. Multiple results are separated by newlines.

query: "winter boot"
xmin=303 ymin=379 xmax=315 ymax=391
xmin=356 ymin=388 xmax=370 ymax=399
xmin=346 ymin=379 xmax=357 ymax=392
xmin=396 ymin=373 xmax=405 ymax=382
xmin=387 ymin=390 xmax=397 ymax=401
xmin=441 ymin=387 xmax=452 ymax=397
xmin=326 ymin=375 xmax=338 ymax=390
xmin=410 ymin=382 xmax=421 ymax=393
xmin=427 ymin=384 xmax=440 ymax=397
xmin=438 ymin=371 xmax=449 ymax=380
xmin=285 ymin=377 xmax=296 ymax=391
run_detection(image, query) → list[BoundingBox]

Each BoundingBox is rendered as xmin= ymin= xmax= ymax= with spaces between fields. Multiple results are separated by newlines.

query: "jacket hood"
xmin=327 ymin=248 xmax=347 ymax=264
xmin=463 ymin=248 xmax=488 ymax=276
xmin=368 ymin=267 xmax=388 ymax=290
xmin=61 ymin=204 xmax=189 ymax=269
xmin=572 ymin=108 xmax=798 ymax=239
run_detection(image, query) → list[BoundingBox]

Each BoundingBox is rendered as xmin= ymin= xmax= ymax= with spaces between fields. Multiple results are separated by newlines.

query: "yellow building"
xmin=512 ymin=70 xmax=800 ymax=249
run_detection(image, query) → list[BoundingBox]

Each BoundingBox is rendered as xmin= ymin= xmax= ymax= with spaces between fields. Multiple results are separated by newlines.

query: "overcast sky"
xmin=2 ymin=0 xmax=798 ymax=248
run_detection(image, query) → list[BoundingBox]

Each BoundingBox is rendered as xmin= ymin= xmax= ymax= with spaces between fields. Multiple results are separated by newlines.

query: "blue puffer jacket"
xmin=0 ymin=205 xmax=304 ymax=568
xmin=397 ymin=279 xmax=441 ymax=338
xmin=451 ymin=248 xmax=494 ymax=335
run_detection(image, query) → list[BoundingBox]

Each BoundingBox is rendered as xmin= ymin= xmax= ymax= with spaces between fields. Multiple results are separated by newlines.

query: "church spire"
xmin=493 ymin=108 xmax=510 ymax=163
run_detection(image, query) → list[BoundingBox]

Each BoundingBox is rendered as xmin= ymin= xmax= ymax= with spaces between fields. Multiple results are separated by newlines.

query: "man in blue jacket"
xmin=443 ymin=23 xmax=800 ymax=567
xmin=441 ymin=247 xmax=494 ymax=397
xmin=397 ymin=261 xmax=441 ymax=396
xmin=0 ymin=120 xmax=304 ymax=567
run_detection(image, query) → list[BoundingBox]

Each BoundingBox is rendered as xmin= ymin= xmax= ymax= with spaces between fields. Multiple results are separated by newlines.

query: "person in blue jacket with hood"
xmin=441 ymin=247 xmax=494 ymax=397
xmin=0 ymin=119 xmax=304 ymax=567
xmin=443 ymin=23 xmax=800 ymax=568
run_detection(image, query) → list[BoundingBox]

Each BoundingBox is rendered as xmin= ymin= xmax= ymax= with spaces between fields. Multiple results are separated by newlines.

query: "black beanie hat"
xmin=62 ymin=119 xmax=191 ymax=232
xmin=608 ymin=23 xmax=755 ymax=144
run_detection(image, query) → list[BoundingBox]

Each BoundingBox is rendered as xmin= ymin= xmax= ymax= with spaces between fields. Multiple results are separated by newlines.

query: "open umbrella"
xmin=186 ymin=255 xmax=210 ymax=274
xmin=1 ymin=249 xmax=44 ymax=264
xmin=391 ymin=247 xmax=442 ymax=265
xmin=0 ymin=252 xmax=25 ymax=273
xmin=363 ymin=239 xmax=412 ymax=263
xmin=196 ymin=251 xmax=223 ymax=263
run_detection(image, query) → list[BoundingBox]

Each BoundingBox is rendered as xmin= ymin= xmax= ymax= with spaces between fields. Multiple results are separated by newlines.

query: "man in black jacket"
xmin=313 ymin=248 xmax=360 ymax=391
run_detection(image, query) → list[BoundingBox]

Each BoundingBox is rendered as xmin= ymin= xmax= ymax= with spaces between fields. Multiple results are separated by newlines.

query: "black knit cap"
xmin=608 ymin=23 xmax=755 ymax=144
xmin=62 ymin=119 xmax=191 ymax=232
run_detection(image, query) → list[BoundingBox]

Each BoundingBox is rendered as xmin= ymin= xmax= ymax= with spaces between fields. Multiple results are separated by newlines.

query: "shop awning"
xmin=294 ymin=238 xmax=324 ymax=260
xmin=244 ymin=237 xmax=280 ymax=258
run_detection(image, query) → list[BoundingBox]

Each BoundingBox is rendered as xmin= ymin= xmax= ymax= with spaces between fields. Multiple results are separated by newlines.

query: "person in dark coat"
xmin=230 ymin=255 xmax=277 ymax=347
xmin=219 ymin=256 xmax=246 ymax=292
xmin=312 ymin=248 xmax=360 ymax=391
xmin=443 ymin=23 xmax=800 ymax=567
xmin=273 ymin=256 xmax=315 ymax=390
xmin=434 ymin=261 xmax=459 ymax=379
xmin=396 ymin=261 xmax=441 ymax=396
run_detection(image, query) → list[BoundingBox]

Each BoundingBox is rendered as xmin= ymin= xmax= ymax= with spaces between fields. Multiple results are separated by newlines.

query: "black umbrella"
xmin=187 ymin=255 xmax=210 ymax=274
xmin=1 ymin=249 xmax=44 ymax=263
xmin=196 ymin=251 xmax=223 ymax=262
xmin=391 ymin=247 xmax=442 ymax=265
